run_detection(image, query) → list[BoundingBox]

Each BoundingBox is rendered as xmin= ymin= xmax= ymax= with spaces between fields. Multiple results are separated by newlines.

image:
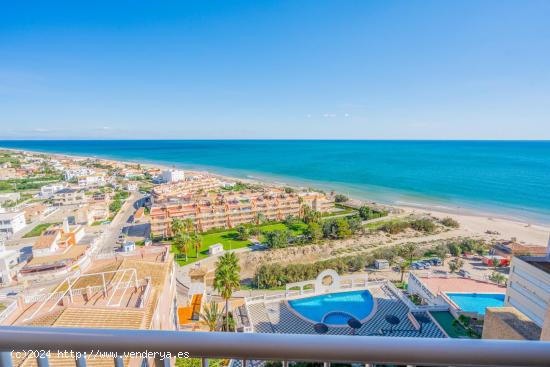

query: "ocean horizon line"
xmin=1 ymin=140 xmax=549 ymax=226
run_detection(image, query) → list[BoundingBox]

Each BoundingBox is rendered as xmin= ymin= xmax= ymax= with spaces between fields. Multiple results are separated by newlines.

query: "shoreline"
xmin=2 ymin=146 xmax=550 ymax=246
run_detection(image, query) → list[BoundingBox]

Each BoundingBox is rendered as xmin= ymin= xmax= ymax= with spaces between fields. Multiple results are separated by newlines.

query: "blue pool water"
xmin=287 ymin=290 xmax=375 ymax=325
xmin=445 ymin=293 xmax=505 ymax=315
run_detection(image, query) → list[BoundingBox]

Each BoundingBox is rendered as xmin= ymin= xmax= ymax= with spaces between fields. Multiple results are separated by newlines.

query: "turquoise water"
xmin=287 ymin=290 xmax=375 ymax=325
xmin=445 ymin=293 xmax=505 ymax=315
xmin=1 ymin=140 xmax=549 ymax=223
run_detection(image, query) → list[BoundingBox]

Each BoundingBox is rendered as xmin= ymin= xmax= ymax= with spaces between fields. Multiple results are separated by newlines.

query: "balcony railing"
xmin=1 ymin=326 xmax=550 ymax=367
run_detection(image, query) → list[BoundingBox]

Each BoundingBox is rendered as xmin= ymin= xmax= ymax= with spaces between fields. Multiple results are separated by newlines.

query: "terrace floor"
xmin=419 ymin=276 xmax=505 ymax=295
xmin=247 ymin=284 xmax=445 ymax=338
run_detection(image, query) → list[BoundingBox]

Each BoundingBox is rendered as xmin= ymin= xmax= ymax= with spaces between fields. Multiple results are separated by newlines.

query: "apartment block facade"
xmin=150 ymin=190 xmax=333 ymax=237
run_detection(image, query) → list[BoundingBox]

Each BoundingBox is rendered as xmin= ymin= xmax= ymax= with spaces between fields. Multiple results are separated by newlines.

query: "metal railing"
xmin=1 ymin=326 xmax=549 ymax=367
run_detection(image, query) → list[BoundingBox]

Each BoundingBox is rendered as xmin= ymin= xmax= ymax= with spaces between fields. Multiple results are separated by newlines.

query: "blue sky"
xmin=1 ymin=0 xmax=549 ymax=139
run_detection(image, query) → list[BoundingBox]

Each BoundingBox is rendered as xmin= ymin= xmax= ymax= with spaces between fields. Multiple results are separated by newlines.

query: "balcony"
xmin=1 ymin=326 xmax=549 ymax=367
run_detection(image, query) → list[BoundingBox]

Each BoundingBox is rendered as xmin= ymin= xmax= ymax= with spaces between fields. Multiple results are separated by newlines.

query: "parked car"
xmin=421 ymin=262 xmax=431 ymax=269
xmin=458 ymin=269 xmax=471 ymax=278
xmin=428 ymin=258 xmax=442 ymax=266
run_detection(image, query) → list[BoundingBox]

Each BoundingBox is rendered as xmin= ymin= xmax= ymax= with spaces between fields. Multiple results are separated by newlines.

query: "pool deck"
xmin=247 ymin=283 xmax=446 ymax=338
xmin=419 ymin=276 xmax=506 ymax=295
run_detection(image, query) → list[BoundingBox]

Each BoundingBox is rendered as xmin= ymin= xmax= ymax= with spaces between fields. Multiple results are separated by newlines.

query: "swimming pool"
xmin=287 ymin=290 xmax=375 ymax=326
xmin=445 ymin=293 xmax=505 ymax=315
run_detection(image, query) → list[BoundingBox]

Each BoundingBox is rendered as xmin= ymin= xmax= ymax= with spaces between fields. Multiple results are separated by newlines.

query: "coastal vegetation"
xmin=358 ymin=205 xmax=388 ymax=220
xmin=334 ymin=194 xmax=349 ymax=203
xmin=441 ymin=217 xmax=460 ymax=228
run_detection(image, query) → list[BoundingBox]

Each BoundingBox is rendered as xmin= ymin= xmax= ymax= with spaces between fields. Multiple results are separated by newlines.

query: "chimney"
xmin=63 ymin=218 xmax=70 ymax=233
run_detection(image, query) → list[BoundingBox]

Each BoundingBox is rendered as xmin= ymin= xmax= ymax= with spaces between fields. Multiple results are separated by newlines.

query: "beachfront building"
xmin=0 ymin=211 xmax=26 ymax=239
xmin=151 ymin=175 xmax=222 ymax=202
xmin=505 ymin=252 xmax=550 ymax=328
xmin=161 ymin=169 xmax=185 ymax=183
xmin=150 ymin=189 xmax=333 ymax=237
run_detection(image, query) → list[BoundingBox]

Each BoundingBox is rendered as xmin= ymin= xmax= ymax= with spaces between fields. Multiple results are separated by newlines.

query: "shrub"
xmin=334 ymin=194 xmax=349 ymax=203
xmin=380 ymin=221 xmax=410 ymax=234
xmin=358 ymin=206 xmax=388 ymax=220
xmin=410 ymin=218 xmax=436 ymax=233
xmin=441 ymin=217 xmax=460 ymax=228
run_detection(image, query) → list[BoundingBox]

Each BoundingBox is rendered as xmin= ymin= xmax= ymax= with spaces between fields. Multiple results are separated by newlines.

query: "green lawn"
xmin=23 ymin=223 xmax=58 ymax=238
xmin=430 ymin=311 xmax=472 ymax=338
xmin=171 ymin=221 xmax=307 ymax=266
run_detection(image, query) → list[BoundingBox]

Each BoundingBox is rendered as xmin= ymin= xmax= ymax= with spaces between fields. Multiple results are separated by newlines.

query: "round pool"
xmin=287 ymin=290 xmax=375 ymax=326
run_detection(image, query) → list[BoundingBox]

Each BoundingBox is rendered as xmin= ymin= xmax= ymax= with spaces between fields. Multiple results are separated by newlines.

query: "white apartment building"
xmin=40 ymin=182 xmax=67 ymax=198
xmin=161 ymin=169 xmax=185 ymax=183
xmin=64 ymin=168 xmax=95 ymax=181
xmin=0 ymin=211 xmax=26 ymax=239
xmin=78 ymin=174 xmax=106 ymax=187
xmin=0 ymin=239 xmax=18 ymax=285
xmin=505 ymin=244 xmax=550 ymax=327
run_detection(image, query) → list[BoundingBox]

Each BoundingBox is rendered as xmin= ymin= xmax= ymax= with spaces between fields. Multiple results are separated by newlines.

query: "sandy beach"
xmin=4 ymin=147 xmax=550 ymax=248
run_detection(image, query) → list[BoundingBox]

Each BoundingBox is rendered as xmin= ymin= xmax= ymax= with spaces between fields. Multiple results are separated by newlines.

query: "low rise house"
xmin=0 ymin=211 xmax=26 ymax=239
xmin=78 ymin=174 xmax=106 ymax=187
xmin=40 ymin=182 xmax=67 ymax=198
xmin=52 ymin=188 xmax=88 ymax=206
xmin=31 ymin=220 xmax=86 ymax=258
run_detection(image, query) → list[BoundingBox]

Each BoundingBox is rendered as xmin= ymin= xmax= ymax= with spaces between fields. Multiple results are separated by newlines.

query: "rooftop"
xmin=419 ymin=276 xmax=506 ymax=295
xmin=520 ymin=256 xmax=550 ymax=275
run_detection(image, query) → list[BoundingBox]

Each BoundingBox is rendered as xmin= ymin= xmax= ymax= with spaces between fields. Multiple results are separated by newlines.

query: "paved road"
xmin=94 ymin=191 xmax=144 ymax=254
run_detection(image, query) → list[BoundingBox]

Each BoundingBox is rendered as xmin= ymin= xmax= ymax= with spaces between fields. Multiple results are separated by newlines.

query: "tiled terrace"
xmin=248 ymin=284 xmax=445 ymax=338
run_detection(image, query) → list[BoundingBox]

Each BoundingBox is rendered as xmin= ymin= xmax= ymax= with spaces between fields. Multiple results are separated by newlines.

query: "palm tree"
xmin=192 ymin=232 xmax=202 ymax=258
xmin=399 ymin=260 xmax=410 ymax=283
xmin=171 ymin=218 xmax=185 ymax=238
xmin=173 ymin=232 xmax=190 ymax=262
xmin=200 ymin=301 xmax=222 ymax=331
xmin=214 ymin=252 xmax=241 ymax=331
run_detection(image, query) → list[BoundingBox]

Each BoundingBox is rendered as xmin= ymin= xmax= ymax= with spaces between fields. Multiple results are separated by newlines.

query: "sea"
xmin=1 ymin=140 xmax=549 ymax=224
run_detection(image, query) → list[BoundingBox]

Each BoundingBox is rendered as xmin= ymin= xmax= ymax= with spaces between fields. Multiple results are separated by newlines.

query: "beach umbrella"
xmin=314 ymin=322 xmax=329 ymax=334
xmin=347 ymin=318 xmax=362 ymax=335
xmin=384 ymin=314 xmax=400 ymax=334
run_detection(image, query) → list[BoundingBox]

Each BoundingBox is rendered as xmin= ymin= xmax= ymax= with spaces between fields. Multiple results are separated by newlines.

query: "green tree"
xmin=191 ymin=232 xmax=202 ymax=258
xmin=264 ymin=229 xmax=291 ymax=249
xmin=174 ymin=233 xmax=190 ymax=261
xmin=304 ymin=222 xmax=323 ymax=243
xmin=301 ymin=205 xmax=321 ymax=224
xmin=334 ymin=194 xmax=349 ymax=203
xmin=398 ymin=260 xmax=411 ymax=283
xmin=200 ymin=301 xmax=222 ymax=331
xmin=447 ymin=242 xmax=462 ymax=257
xmin=236 ymin=225 xmax=250 ymax=241
xmin=449 ymin=258 xmax=464 ymax=273
xmin=398 ymin=243 xmax=418 ymax=264
xmin=434 ymin=244 xmax=449 ymax=265
xmin=214 ymin=252 xmax=241 ymax=331
xmin=489 ymin=272 xmax=507 ymax=285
